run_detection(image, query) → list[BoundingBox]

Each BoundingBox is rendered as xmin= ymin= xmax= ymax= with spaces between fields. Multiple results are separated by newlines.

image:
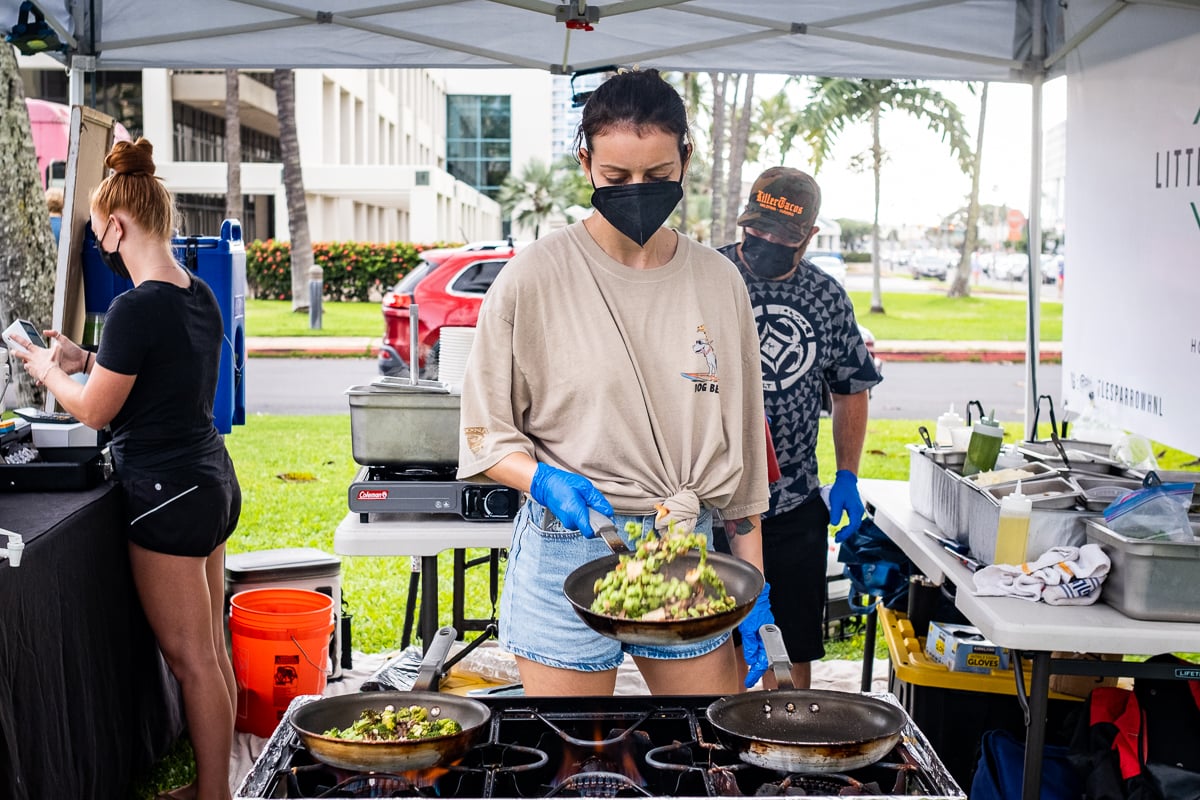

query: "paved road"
xmin=244 ymin=357 xmax=1063 ymax=422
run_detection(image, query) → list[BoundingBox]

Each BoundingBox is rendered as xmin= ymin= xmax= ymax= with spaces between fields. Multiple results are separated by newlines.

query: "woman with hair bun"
xmin=14 ymin=137 xmax=240 ymax=800
xmin=457 ymin=69 xmax=772 ymax=696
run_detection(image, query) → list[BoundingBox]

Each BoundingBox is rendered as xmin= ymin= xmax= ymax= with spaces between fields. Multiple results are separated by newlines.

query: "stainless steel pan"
xmin=289 ymin=627 xmax=491 ymax=772
xmin=562 ymin=550 xmax=763 ymax=646
xmin=705 ymin=624 xmax=905 ymax=773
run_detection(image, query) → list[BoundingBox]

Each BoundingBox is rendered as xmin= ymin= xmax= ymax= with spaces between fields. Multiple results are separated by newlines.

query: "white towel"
xmin=973 ymin=544 xmax=1110 ymax=605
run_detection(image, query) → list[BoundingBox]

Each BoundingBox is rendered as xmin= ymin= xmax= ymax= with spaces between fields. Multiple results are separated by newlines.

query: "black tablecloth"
xmin=0 ymin=482 xmax=184 ymax=799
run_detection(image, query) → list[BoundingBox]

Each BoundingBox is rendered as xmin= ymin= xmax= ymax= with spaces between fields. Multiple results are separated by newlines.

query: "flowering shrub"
xmin=245 ymin=240 xmax=460 ymax=302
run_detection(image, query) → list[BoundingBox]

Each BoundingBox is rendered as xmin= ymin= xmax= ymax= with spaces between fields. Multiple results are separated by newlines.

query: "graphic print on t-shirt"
xmin=759 ymin=303 xmax=817 ymax=392
xmin=680 ymin=324 xmax=719 ymax=390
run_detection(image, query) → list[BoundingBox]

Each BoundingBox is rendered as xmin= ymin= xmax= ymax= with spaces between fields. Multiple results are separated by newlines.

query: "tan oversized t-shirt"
xmin=457 ymin=222 xmax=769 ymax=520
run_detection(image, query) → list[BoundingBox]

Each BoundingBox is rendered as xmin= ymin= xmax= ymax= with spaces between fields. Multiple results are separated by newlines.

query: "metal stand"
xmin=399 ymin=548 xmax=503 ymax=653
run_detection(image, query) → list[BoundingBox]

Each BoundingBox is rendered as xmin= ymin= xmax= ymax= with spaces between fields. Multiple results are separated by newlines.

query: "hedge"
xmin=245 ymin=240 xmax=461 ymax=302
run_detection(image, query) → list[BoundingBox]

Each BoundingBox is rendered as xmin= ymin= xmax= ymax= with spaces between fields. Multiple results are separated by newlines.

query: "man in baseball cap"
xmin=717 ymin=167 xmax=882 ymax=689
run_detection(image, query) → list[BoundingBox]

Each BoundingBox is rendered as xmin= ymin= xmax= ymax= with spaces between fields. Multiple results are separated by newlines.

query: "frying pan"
xmin=706 ymin=624 xmax=905 ymax=773
xmin=562 ymin=550 xmax=763 ymax=646
xmin=289 ymin=627 xmax=491 ymax=772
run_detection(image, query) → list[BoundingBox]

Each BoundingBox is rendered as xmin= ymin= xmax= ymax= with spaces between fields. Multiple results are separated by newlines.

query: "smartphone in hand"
xmin=2 ymin=319 xmax=48 ymax=355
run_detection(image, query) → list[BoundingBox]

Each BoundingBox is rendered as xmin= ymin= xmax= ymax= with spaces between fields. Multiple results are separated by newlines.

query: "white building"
xmin=20 ymin=58 xmax=503 ymax=244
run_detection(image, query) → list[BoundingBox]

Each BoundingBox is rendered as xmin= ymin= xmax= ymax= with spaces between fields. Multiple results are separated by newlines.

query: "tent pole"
xmin=1024 ymin=1 xmax=1046 ymax=442
xmin=1025 ymin=74 xmax=1043 ymax=440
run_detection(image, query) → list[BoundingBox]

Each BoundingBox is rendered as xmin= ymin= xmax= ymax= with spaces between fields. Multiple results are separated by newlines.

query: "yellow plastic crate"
xmin=877 ymin=603 xmax=1080 ymax=701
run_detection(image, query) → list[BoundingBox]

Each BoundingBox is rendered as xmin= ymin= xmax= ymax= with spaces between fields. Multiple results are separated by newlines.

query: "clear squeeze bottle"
xmin=935 ymin=403 xmax=965 ymax=447
xmin=994 ymin=481 xmax=1033 ymax=565
xmin=962 ymin=409 xmax=1004 ymax=476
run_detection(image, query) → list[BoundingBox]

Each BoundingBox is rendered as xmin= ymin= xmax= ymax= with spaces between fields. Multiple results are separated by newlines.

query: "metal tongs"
xmin=370 ymin=303 xmax=449 ymax=393
xmin=1035 ymin=394 xmax=1072 ymax=469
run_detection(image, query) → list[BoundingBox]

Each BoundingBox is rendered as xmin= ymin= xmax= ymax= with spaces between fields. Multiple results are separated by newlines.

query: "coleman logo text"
xmin=357 ymin=489 xmax=389 ymax=501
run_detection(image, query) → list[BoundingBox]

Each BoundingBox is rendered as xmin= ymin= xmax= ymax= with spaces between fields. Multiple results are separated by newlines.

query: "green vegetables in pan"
xmin=323 ymin=704 xmax=463 ymax=741
xmin=590 ymin=522 xmax=737 ymax=621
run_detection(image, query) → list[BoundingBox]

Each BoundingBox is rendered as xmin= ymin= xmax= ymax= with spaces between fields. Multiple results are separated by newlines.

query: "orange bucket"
xmin=229 ymin=587 xmax=335 ymax=737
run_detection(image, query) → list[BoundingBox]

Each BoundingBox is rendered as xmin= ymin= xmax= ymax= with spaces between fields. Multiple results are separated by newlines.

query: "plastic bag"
xmin=1103 ymin=475 xmax=1195 ymax=542
xmin=1110 ymin=433 xmax=1158 ymax=472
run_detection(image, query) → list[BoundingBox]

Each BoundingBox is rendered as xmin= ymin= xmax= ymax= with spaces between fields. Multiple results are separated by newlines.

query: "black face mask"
xmin=591 ymin=180 xmax=683 ymax=248
xmin=740 ymin=233 xmax=798 ymax=279
xmin=97 ymin=218 xmax=131 ymax=281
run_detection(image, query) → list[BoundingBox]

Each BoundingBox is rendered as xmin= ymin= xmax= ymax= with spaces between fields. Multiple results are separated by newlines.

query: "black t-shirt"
xmin=718 ymin=243 xmax=883 ymax=515
xmin=96 ymin=276 xmax=229 ymax=481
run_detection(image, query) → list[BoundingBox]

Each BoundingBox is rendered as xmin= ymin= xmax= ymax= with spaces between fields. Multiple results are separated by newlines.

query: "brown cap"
xmin=736 ymin=167 xmax=821 ymax=242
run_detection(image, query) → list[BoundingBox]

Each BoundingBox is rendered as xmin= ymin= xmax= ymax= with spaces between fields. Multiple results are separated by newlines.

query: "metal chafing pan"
xmin=345 ymin=385 xmax=461 ymax=467
xmin=983 ymin=475 xmax=1083 ymax=509
xmin=1070 ymin=474 xmax=1144 ymax=511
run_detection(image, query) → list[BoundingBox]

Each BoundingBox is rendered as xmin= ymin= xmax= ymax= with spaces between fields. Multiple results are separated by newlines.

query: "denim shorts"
xmin=499 ymin=498 xmax=729 ymax=671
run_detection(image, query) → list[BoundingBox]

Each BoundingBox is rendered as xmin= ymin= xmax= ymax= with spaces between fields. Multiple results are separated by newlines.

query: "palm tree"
xmin=273 ymin=69 xmax=316 ymax=314
xmin=789 ymin=78 xmax=973 ymax=314
xmin=723 ymin=74 xmax=755 ymax=241
xmin=224 ymin=69 xmax=242 ymax=223
xmin=948 ymin=82 xmax=988 ymax=299
xmin=496 ymin=159 xmax=561 ymax=239
xmin=0 ymin=45 xmax=57 ymax=407
xmin=708 ymin=72 xmax=729 ymax=246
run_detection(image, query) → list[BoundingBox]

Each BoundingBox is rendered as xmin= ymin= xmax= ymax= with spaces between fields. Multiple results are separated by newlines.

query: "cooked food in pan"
xmin=589 ymin=522 xmax=737 ymax=621
xmin=323 ymin=704 xmax=463 ymax=741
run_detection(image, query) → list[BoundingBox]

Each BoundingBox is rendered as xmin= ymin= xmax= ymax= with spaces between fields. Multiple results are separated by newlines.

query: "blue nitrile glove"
xmin=737 ymin=581 xmax=774 ymax=688
xmin=829 ymin=470 xmax=865 ymax=543
xmin=528 ymin=463 xmax=614 ymax=538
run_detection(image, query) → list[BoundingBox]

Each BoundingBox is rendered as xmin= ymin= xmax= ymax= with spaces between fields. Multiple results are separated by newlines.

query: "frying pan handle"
xmin=412 ymin=625 xmax=458 ymax=692
xmin=759 ymin=623 xmax=795 ymax=690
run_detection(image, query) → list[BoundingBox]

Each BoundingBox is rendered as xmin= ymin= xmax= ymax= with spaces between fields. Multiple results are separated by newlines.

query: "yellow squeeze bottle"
xmin=994 ymin=481 xmax=1033 ymax=565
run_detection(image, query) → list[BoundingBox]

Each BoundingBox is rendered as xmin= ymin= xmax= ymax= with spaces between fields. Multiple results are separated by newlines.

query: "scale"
xmin=347 ymin=465 xmax=520 ymax=522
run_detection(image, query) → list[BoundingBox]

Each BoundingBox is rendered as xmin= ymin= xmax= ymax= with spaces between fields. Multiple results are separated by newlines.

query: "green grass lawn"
xmin=247 ymin=293 xmax=1061 ymax=342
xmin=246 ymin=299 xmax=383 ymax=337
xmin=224 ymin=414 xmax=1198 ymax=657
xmin=847 ymin=291 xmax=1063 ymax=342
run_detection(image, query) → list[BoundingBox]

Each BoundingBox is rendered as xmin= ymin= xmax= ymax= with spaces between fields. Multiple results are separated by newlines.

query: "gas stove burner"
xmin=377 ymin=466 xmax=459 ymax=481
xmin=349 ymin=465 xmax=520 ymax=520
xmin=240 ymin=694 xmax=965 ymax=799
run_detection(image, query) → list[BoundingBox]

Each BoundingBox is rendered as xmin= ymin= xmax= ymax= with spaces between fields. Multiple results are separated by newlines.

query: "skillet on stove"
xmin=706 ymin=624 xmax=905 ymax=773
xmin=289 ymin=627 xmax=491 ymax=772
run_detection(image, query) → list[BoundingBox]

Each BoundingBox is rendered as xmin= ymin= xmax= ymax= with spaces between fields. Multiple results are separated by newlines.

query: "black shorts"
xmin=122 ymin=473 xmax=241 ymax=557
xmin=761 ymin=495 xmax=831 ymax=663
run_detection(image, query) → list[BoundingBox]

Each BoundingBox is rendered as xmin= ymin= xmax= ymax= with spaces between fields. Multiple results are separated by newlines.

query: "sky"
xmin=743 ymin=76 xmax=1068 ymax=228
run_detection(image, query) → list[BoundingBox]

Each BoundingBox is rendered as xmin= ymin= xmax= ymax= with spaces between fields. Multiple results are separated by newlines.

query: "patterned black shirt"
xmin=718 ymin=244 xmax=883 ymax=516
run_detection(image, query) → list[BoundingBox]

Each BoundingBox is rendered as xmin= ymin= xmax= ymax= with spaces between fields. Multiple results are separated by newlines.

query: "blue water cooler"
xmin=172 ymin=219 xmax=247 ymax=434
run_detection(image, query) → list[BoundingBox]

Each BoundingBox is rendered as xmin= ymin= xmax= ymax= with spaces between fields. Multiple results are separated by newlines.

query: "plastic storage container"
xmin=878 ymin=604 xmax=1080 ymax=789
xmin=224 ymin=547 xmax=344 ymax=679
xmin=994 ymin=482 xmax=1032 ymax=564
xmin=1084 ymin=518 xmax=1200 ymax=621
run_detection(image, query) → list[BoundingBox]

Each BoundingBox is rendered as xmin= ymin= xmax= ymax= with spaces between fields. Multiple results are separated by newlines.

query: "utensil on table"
xmin=918 ymin=425 xmax=934 ymax=448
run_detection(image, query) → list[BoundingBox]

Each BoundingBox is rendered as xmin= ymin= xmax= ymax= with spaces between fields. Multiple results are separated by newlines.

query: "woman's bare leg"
xmin=635 ymin=639 xmax=739 ymax=695
xmin=515 ymin=656 xmax=618 ymax=696
xmin=130 ymin=543 xmax=233 ymax=800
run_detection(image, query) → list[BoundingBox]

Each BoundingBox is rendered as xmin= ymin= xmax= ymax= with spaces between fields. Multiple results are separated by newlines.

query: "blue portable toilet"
xmin=171 ymin=219 xmax=247 ymax=434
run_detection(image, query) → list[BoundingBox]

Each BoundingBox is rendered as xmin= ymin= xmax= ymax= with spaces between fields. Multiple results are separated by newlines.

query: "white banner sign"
xmin=1064 ymin=17 xmax=1200 ymax=455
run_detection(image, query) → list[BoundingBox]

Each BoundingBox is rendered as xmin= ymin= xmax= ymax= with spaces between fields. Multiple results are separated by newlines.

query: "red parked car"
xmin=377 ymin=246 xmax=516 ymax=378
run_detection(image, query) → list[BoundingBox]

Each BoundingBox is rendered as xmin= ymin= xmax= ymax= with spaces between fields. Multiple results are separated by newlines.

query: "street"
xmin=244 ymin=357 xmax=1063 ymax=423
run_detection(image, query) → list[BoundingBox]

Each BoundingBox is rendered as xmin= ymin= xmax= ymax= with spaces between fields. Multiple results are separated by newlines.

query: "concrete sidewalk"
xmin=245 ymin=336 xmax=1063 ymax=362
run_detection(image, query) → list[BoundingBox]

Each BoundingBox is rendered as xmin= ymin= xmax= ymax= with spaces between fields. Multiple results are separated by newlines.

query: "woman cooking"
xmin=457 ymin=69 xmax=773 ymax=696
xmin=13 ymin=138 xmax=240 ymax=800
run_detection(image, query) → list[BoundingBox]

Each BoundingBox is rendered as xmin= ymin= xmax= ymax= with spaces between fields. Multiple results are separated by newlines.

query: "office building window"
xmin=173 ymin=102 xmax=281 ymax=164
xmin=446 ymin=95 xmax=510 ymax=198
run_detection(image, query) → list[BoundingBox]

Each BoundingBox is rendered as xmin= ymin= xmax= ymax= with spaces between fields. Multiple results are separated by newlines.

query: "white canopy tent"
xmin=5 ymin=0 xmax=1200 ymax=439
